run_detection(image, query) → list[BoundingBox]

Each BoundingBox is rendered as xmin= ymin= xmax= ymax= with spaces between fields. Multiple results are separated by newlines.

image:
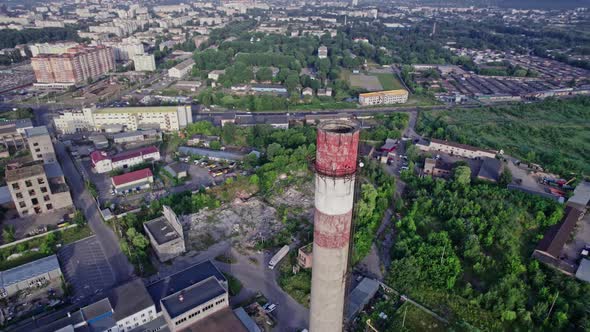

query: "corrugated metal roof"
xmin=112 ymin=168 xmax=153 ymax=186
xmin=0 ymin=254 xmax=61 ymax=288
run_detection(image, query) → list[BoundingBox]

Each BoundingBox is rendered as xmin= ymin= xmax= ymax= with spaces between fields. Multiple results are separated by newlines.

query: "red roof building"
xmin=112 ymin=168 xmax=153 ymax=188
xmin=111 ymin=146 xmax=159 ymax=163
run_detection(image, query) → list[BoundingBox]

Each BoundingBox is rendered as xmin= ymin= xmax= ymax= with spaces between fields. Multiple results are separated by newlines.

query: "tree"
xmin=266 ymin=143 xmax=283 ymax=160
xmin=256 ymin=67 xmax=273 ymax=82
xmin=209 ymin=141 xmax=222 ymax=150
xmin=2 ymin=225 xmax=15 ymax=243
xmin=285 ymin=73 xmax=300 ymax=92
xmin=453 ymin=166 xmax=471 ymax=185
xmin=126 ymin=228 xmax=149 ymax=250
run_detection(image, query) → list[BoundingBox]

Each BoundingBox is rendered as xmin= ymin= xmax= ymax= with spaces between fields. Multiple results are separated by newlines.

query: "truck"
xmin=268 ymin=245 xmax=289 ymax=270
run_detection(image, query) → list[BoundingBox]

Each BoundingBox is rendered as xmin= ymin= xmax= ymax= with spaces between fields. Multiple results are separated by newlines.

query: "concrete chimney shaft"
xmin=309 ymin=120 xmax=360 ymax=332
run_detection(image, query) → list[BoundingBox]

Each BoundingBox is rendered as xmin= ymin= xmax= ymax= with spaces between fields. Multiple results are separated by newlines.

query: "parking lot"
xmin=57 ymin=236 xmax=116 ymax=302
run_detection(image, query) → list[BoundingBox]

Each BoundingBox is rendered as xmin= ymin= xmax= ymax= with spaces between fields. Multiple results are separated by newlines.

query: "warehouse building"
xmin=0 ymin=255 xmax=62 ymax=298
xmin=417 ymin=138 xmax=498 ymax=159
xmin=91 ymin=146 xmax=160 ymax=173
xmin=111 ymin=168 xmax=154 ymax=194
xmin=168 ymin=59 xmax=195 ymax=79
xmin=144 ymin=205 xmax=186 ymax=262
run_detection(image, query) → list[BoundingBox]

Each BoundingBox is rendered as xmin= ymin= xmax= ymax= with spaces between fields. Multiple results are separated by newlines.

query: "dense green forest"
xmin=0 ymin=27 xmax=80 ymax=49
xmin=417 ymin=97 xmax=590 ymax=176
xmin=387 ymin=172 xmax=589 ymax=331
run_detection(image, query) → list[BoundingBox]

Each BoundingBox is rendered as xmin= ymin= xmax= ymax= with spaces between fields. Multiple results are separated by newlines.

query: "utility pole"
xmin=546 ymin=291 xmax=559 ymax=321
xmin=402 ymin=305 xmax=408 ymax=328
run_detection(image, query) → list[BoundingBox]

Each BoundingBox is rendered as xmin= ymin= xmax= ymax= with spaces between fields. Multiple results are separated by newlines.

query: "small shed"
xmin=164 ymin=162 xmax=189 ymax=179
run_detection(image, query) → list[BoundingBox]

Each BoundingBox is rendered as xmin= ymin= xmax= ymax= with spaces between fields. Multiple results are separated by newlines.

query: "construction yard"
xmin=184 ymin=184 xmax=314 ymax=252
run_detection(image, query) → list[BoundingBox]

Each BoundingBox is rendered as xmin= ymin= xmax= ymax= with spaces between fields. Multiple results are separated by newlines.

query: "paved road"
xmin=31 ymin=104 xmax=136 ymax=285
xmin=218 ymin=249 xmax=309 ymax=332
xmin=54 ymin=140 xmax=134 ymax=284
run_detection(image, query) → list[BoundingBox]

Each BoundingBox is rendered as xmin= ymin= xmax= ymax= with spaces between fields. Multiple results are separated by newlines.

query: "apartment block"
xmin=53 ymin=106 xmax=193 ymax=133
xmin=31 ymin=45 xmax=115 ymax=85
xmin=25 ymin=126 xmax=56 ymax=164
xmin=133 ymin=54 xmax=156 ymax=72
xmin=6 ymin=162 xmax=73 ymax=217
xmin=0 ymin=119 xmax=33 ymax=149
xmin=358 ymin=89 xmax=409 ymax=105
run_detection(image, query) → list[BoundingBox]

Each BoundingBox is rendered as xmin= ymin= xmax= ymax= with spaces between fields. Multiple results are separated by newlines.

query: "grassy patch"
xmin=417 ymin=96 xmax=590 ymax=176
xmin=277 ymin=256 xmax=311 ymax=307
xmin=0 ymin=224 xmax=92 ymax=271
xmin=223 ymin=272 xmax=243 ymax=296
xmin=376 ymin=73 xmax=404 ymax=90
xmin=390 ymin=302 xmax=448 ymax=332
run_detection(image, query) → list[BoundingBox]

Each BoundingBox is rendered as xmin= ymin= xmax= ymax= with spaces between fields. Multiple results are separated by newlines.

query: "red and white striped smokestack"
xmin=309 ymin=120 xmax=360 ymax=332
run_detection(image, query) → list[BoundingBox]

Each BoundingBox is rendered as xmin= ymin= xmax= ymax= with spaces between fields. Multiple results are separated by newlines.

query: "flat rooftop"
xmin=108 ymin=278 xmax=155 ymax=322
xmin=144 ymin=216 xmax=181 ymax=245
xmin=147 ymin=260 xmax=226 ymax=312
xmin=359 ymin=89 xmax=408 ymax=97
xmin=0 ymin=254 xmax=60 ymax=288
xmin=161 ymin=277 xmax=226 ymax=318
xmin=25 ymin=126 xmax=49 ymax=138
xmin=568 ymin=181 xmax=590 ymax=208
xmin=94 ymin=106 xmax=181 ymax=114
xmin=181 ymin=307 xmax=248 ymax=332
xmin=6 ymin=163 xmax=45 ymax=182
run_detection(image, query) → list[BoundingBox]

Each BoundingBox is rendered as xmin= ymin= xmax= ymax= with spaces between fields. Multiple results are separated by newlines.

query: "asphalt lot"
xmin=57 ymin=236 xmax=116 ymax=302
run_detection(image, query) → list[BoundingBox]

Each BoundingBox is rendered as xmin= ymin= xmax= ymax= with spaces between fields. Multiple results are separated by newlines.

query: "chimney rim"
xmin=318 ymin=120 xmax=359 ymax=134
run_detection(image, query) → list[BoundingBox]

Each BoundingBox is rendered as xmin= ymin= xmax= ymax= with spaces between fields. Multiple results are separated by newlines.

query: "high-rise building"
xmin=31 ymin=45 xmax=115 ymax=85
xmin=309 ymin=120 xmax=360 ymax=332
xmin=352 ymin=0 xmax=358 ymax=6
xmin=133 ymin=54 xmax=156 ymax=72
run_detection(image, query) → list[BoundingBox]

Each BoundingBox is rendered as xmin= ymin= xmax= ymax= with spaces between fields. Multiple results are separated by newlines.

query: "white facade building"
xmin=53 ymin=106 xmax=193 ymax=134
xmin=133 ymin=54 xmax=156 ymax=71
xmin=358 ymin=89 xmax=409 ymax=106
xmin=91 ymin=146 xmax=160 ymax=173
xmin=168 ymin=59 xmax=195 ymax=79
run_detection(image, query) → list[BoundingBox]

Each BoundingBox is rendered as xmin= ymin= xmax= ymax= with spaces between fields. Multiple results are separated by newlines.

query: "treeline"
xmin=235 ymin=52 xmax=298 ymax=68
xmin=0 ymin=27 xmax=80 ymax=49
xmin=360 ymin=113 xmax=409 ymax=141
xmin=353 ymin=160 xmax=395 ymax=263
xmin=389 ymin=173 xmax=588 ymax=330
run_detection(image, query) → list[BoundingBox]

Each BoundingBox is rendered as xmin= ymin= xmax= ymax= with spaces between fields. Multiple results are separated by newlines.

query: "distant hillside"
xmin=410 ymin=0 xmax=589 ymax=9
xmin=498 ymin=0 xmax=590 ymax=9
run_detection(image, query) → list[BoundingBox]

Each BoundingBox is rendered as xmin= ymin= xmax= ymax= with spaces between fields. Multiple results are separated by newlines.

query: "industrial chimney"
xmin=309 ymin=120 xmax=360 ymax=332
